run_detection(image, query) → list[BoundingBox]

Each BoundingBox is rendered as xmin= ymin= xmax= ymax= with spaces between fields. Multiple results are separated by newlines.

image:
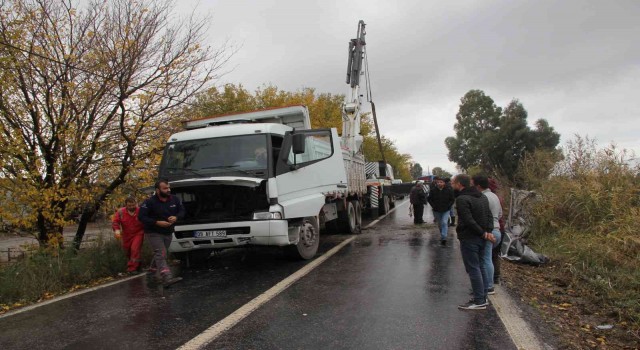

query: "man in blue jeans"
xmin=473 ymin=175 xmax=503 ymax=295
xmin=427 ymin=177 xmax=455 ymax=246
xmin=451 ymin=174 xmax=495 ymax=310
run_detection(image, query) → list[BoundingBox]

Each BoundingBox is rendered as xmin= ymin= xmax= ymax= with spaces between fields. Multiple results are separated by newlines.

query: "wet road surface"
xmin=0 ymin=199 xmax=517 ymax=349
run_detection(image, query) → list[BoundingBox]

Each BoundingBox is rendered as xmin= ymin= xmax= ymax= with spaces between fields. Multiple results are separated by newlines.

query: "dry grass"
xmin=521 ymin=137 xmax=640 ymax=327
xmin=0 ymin=237 xmax=154 ymax=309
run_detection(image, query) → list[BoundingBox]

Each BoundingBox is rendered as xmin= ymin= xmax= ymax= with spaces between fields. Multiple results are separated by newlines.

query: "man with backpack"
xmin=112 ymin=197 xmax=145 ymax=274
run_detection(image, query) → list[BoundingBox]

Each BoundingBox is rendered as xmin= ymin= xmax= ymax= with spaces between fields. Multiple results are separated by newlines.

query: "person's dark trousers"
xmin=492 ymin=232 xmax=504 ymax=283
xmin=413 ymin=204 xmax=424 ymax=224
xmin=146 ymin=232 xmax=173 ymax=278
xmin=460 ymin=236 xmax=488 ymax=304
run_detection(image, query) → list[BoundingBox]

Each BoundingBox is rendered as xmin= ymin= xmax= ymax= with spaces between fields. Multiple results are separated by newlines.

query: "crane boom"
xmin=342 ymin=20 xmax=386 ymax=164
xmin=342 ymin=20 xmax=366 ymax=156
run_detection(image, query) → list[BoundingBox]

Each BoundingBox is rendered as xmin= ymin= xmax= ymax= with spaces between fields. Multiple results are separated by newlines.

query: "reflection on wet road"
xmin=0 ymin=199 xmax=516 ymax=349
xmin=211 ymin=201 xmax=516 ymax=349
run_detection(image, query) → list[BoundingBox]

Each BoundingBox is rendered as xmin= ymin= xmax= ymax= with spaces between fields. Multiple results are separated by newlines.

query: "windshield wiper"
xmin=201 ymin=165 xmax=261 ymax=177
xmin=164 ymin=167 xmax=205 ymax=178
xmin=200 ymin=165 xmax=238 ymax=169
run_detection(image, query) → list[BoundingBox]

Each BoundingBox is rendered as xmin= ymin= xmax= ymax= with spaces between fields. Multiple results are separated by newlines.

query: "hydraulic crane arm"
xmin=342 ymin=20 xmax=386 ymax=164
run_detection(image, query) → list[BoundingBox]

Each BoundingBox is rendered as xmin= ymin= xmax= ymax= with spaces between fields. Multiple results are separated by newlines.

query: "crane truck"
xmin=156 ymin=20 xmax=395 ymax=262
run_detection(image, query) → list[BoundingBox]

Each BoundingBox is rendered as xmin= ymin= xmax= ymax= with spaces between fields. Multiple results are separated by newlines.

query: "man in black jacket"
xmin=409 ymin=181 xmax=427 ymax=224
xmin=451 ymin=174 xmax=495 ymax=310
xmin=139 ymin=179 xmax=186 ymax=287
xmin=427 ymin=177 xmax=455 ymax=245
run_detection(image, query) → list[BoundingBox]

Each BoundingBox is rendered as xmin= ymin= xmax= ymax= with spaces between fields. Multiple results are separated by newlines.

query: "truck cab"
xmin=159 ymin=106 xmax=349 ymax=262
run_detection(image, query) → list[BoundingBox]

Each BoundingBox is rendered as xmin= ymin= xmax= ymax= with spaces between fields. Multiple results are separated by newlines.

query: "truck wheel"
xmin=338 ymin=201 xmax=360 ymax=234
xmin=350 ymin=200 xmax=362 ymax=233
xmin=285 ymin=217 xmax=319 ymax=260
xmin=379 ymin=196 xmax=390 ymax=215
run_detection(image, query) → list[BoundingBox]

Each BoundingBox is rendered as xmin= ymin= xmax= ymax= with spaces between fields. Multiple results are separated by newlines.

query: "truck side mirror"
xmin=292 ymin=133 xmax=306 ymax=154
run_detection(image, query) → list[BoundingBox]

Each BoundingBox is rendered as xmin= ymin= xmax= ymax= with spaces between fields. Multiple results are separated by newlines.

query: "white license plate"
xmin=194 ymin=230 xmax=226 ymax=238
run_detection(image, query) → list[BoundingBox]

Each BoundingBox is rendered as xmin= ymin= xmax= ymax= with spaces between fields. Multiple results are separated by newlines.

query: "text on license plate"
xmin=194 ymin=230 xmax=226 ymax=238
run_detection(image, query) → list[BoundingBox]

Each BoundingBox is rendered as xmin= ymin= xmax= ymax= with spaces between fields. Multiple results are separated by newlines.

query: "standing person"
xmin=427 ymin=177 xmax=455 ymax=246
xmin=409 ymin=181 xmax=427 ymax=224
xmin=451 ymin=174 xmax=495 ymax=310
xmin=112 ymin=197 xmax=145 ymax=274
xmin=444 ymin=178 xmax=456 ymax=226
xmin=473 ymin=175 xmax=503 ymax=295
xmin=488 ymin=177 xmax=506 ymax=285
xmin=139 ymin=179 xmax=185 ymax=286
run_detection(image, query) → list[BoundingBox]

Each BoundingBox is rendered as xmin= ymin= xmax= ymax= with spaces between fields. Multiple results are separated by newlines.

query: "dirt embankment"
xmin=502 ymin=261 xmax=639 ymax=349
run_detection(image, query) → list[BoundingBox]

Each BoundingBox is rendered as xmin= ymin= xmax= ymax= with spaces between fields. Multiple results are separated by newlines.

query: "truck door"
xmin=275 ymin=129 xmax=348 ymax=219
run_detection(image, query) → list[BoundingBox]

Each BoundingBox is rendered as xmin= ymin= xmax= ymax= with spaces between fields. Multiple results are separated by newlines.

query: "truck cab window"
xmin=286 ymin=131 xmax=333 ymax=166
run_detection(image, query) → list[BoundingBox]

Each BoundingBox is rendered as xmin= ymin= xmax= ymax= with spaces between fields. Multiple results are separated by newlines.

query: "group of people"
xmin=409 ymin=174 xmax=505 ymax=310
xmin=111 ymin=179 xmax=185 ymax=287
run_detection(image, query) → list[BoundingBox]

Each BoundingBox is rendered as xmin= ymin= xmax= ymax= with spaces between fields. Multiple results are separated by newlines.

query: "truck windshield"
xmin=159 ymin=134 xmax=269 ymax=179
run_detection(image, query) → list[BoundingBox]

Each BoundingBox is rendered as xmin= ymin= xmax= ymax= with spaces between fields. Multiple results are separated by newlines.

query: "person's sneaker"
xmin=162 ymin=276 xmax=183 ymax=287
xmin=440 ymin=240 xmax=446 ymax=246
xmin=487 ymin=287 xmax=496 ymax=295
xmin=458 ymin=300 xmax=487 ymax=310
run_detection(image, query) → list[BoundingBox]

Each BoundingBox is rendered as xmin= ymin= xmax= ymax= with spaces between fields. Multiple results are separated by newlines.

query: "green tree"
xmin=445 ymin=91 xmax=560 ymax=184
xmin=410 ymin=163 xmax=423 ymax=179
xmin=432 ymin=167 xmax=452 ymax=179
xmin=445 ymin=90 xmax=502 ymax=172
xmin=0 ymin=0 xmax=228 ymax=247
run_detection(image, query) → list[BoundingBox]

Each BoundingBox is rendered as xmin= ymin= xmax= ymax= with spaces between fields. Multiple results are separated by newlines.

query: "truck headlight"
xmin=253 ymin=211 xmax=282 ymax=220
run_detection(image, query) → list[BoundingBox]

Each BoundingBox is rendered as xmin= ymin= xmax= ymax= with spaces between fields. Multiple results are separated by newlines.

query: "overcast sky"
xmin=178 ymin=0 xmax=639 ymax=174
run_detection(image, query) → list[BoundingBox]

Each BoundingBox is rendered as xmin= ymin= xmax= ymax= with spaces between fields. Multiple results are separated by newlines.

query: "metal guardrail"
xmin=0 ymin=239 xmax=104 ymax=265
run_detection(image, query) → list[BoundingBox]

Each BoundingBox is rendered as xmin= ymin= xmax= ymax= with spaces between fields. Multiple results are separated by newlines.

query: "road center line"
xmin=177 ymin=235 xmax=357 ymax=350
xmin=364 ymin=198 xmax=409 ymax=229
xmin=179 ymin=199 xmax=408 ymax=349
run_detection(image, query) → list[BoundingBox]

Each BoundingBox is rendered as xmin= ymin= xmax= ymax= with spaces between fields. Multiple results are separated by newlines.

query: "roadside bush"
xmin=0 ymin=238 xmax=132 ymax=306
xmin=527 ymin=136 xmax=640 ymax=324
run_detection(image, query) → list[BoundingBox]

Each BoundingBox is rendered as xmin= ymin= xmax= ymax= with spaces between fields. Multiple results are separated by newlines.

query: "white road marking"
xmin=490 ymin=286 xmax=549 ymax=349
xmin=3 ymin=197 xmax=545 ymax=350
xmin=179 ymin=198 xmax=409 ymax=349
xmin=364 ymin=198 xmax=409 ymax=229
xmin=177 ymin=236 xmax=357 ymax=350
xmin=0 ymin=273 xmax=144 ymax=319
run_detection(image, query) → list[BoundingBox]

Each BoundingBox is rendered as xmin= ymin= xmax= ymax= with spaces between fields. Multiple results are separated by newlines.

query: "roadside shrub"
xmin=0 ymin=238 xmax=128 ymax=306
xmin=527 ymin=136 xmax=640 ymax=323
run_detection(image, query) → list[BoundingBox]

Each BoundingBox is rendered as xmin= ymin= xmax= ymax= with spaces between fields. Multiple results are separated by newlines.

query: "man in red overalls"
xmin=112 ymin=197 xmax=145 ymax=273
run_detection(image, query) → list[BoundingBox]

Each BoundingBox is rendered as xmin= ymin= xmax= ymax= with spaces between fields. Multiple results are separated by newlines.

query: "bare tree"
xmin=0 ymin=0 xmax=231 ymax=247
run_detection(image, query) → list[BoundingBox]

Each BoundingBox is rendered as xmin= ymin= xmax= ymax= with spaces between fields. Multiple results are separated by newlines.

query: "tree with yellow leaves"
xmin=183 ymin=83 xmax=413 ymax=181
xmin=0 ymin=0 xmax=230 ymax=247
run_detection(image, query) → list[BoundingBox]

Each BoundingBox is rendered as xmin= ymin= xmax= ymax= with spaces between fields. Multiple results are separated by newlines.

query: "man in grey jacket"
xmin=451 ymin=174 xmax=495 ymax=310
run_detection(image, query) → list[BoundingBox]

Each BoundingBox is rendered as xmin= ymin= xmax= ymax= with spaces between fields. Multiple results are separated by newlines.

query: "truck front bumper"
xmin=169 ymin=220 xmax=290 ymax=253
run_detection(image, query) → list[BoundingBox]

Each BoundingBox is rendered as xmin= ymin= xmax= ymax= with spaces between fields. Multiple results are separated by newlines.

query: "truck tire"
xmin=338 ymin=201 xmax=361 ymax=234
xmin=285 ymin=216 xmax=319 ymax=260
xmin=379 ymin=196 xmax=390 ymax=215
xmin=351 ymin=200 xmax=362 ymax=233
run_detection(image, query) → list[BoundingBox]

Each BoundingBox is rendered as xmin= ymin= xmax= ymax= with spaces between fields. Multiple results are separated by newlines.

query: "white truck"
xmin=157 ymin=21 xmax=393 ymax=262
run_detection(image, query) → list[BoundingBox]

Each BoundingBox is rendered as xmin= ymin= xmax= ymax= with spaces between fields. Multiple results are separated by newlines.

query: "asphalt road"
xmin=0 ymin=199 xmax=518 ymax=349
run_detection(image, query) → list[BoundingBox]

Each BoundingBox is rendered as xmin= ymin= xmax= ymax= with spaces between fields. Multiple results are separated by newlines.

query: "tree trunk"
xmin=36 ymin=210 xmax=65 ymax=249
